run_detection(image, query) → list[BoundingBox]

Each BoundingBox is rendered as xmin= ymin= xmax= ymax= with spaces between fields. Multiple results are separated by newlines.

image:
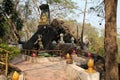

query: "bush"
xmin=0 ymin=43 xmax=20 ymax=61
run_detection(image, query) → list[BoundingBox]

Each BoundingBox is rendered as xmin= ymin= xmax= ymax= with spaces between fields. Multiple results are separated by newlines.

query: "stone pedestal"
xmin=27 ymin=56 xmax=37 ymax=63
xmin=80 ymin=71 xmax=100 ymax=80
xmin=19 ymin=73 xmax=25 ymax=80
xmin=71 ymin=54 xmax=77 ymax=62
xmin=65 ymin=64 xmax=100 ymax=80
xmin=0 ymin=75 xmax=7 ymax=80
xmin=88 ymin=72 xmax=99 ymax=80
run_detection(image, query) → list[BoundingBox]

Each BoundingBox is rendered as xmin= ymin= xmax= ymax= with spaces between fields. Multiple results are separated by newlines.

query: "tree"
xmin=89 ymin=0 xmax=119 ymax=79
xmin=0 ymin=0 xmax=23 ymax=42
xmin=47 ymin=0 xmax=78 ymax=19
xmin=84 ymin=24 xmax=104 ymax=55
xmin=63 ymin=19 xmax=104 ymax=55
xmin=104 ymin=0 xmax=119 ymax=80
xmin=118 ymin=37 xmax=120 ymax=62
xmin=21 ymin=0 xmax=78 ymax=20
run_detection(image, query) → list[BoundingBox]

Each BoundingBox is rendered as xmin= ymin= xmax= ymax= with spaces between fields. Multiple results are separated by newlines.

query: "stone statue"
xmin=59 ymin=33 xmax=64 ymax=44
xmin=71 ymin=37 xmax=74 ymax=44
xmin=36 ymin=35 xmax=43 ymax=50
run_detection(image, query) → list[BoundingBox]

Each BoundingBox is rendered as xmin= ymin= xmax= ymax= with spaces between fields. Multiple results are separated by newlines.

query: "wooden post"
xmin=5 ymin=51 xmax=8 ymax=76
xmin=0 ymin=48 xmax=9 ymax=76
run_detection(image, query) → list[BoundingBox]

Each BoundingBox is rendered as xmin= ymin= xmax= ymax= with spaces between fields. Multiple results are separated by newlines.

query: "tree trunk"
xmin=81 ymin=0 xmax=87 ymax=50
xmin=104 ymin=0 xmax=119 ymax=80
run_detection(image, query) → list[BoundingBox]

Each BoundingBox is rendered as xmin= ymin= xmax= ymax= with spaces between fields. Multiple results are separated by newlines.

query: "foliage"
xmin=0 ymin=0 xmax=23 ymax=41
xmin=89 ymin=0 xmax=104 ymax=25
xmin=84 ymin=25 xmax=104 ymax=56
xmin=2 ymin=0 xmax=14 ymax=15
xmin=0 ymin=22 xmax=7 ymax=37
xmin=62 ymin=19 xmax=105 ymax=56
xmin=48 ymin=0 xmax=78 ymax=18
xmin=11 ymin=11 xmax=23 ymax=30
xmin=38 ymin=52 xmax=52 ymax=57
xmin=19 ymin=0 xmax=78 ymax=20
xmin=0 ymin=43 xmax=20 ymax=61
xmin=84 ymin=24 xmax=104 ymax=56
xmin=14 ymin=0 xmax=78 ymax=40
xmin=0 ymin=5 xmax=7 ymax=37
xmin=47 ymin=0 xmax=77 ymax=9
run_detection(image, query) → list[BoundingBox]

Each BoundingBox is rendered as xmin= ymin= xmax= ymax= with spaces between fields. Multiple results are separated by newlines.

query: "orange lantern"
xmin=66 ymin=53 xmax=70 ymax=59
xmin=86 ymin=58 xmax=96 ymax=73
xmin=12 ymin=71 xmax=19 ymax=80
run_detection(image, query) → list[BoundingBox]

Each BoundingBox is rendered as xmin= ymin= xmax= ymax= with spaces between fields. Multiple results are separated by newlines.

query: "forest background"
xmin=0 ymin=0 xmax=120 ymax=62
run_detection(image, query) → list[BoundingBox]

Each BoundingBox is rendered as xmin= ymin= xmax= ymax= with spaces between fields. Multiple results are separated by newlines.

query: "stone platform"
xmin=11 ymin=55 xmax=100 ymax=80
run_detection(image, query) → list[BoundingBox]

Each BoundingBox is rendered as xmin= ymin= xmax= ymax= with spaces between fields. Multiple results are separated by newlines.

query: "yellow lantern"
xmin=66 ymin=53 xmax=73 ymax=64
xmin=86 ymin=58 xmax=96 ymax=73
xmin=12 ymin=71 xmax=19 ymax=80
xmin=66 ymin=53 xmax=70 ymax=59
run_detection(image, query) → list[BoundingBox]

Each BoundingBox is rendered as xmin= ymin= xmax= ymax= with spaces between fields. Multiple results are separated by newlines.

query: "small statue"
xmin=59 ymin=33 xmax=64 ymax=44
xmin=40 ymin=13 xmax=47 ymax=23
xmin=37 ymin=35 xmax=44 ymax=50
xmin=71 ymin=37 xmax=75 ymax=44
xmin=39 ymin=4 xmax=50 ymax=25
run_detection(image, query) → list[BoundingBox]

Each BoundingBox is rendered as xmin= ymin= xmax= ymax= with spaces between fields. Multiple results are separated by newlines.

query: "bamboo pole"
xmin=0 ymin=48 xmax=9 ymax=76
xmin=5 ymin=51 xmax=8 ymax=76
xmin=0 ymin=61 xmax=6 ymax=65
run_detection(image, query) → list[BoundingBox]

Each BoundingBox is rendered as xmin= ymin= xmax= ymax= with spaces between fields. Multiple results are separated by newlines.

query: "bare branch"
xmin=14 ymin=0 xmax=20 ymax=11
